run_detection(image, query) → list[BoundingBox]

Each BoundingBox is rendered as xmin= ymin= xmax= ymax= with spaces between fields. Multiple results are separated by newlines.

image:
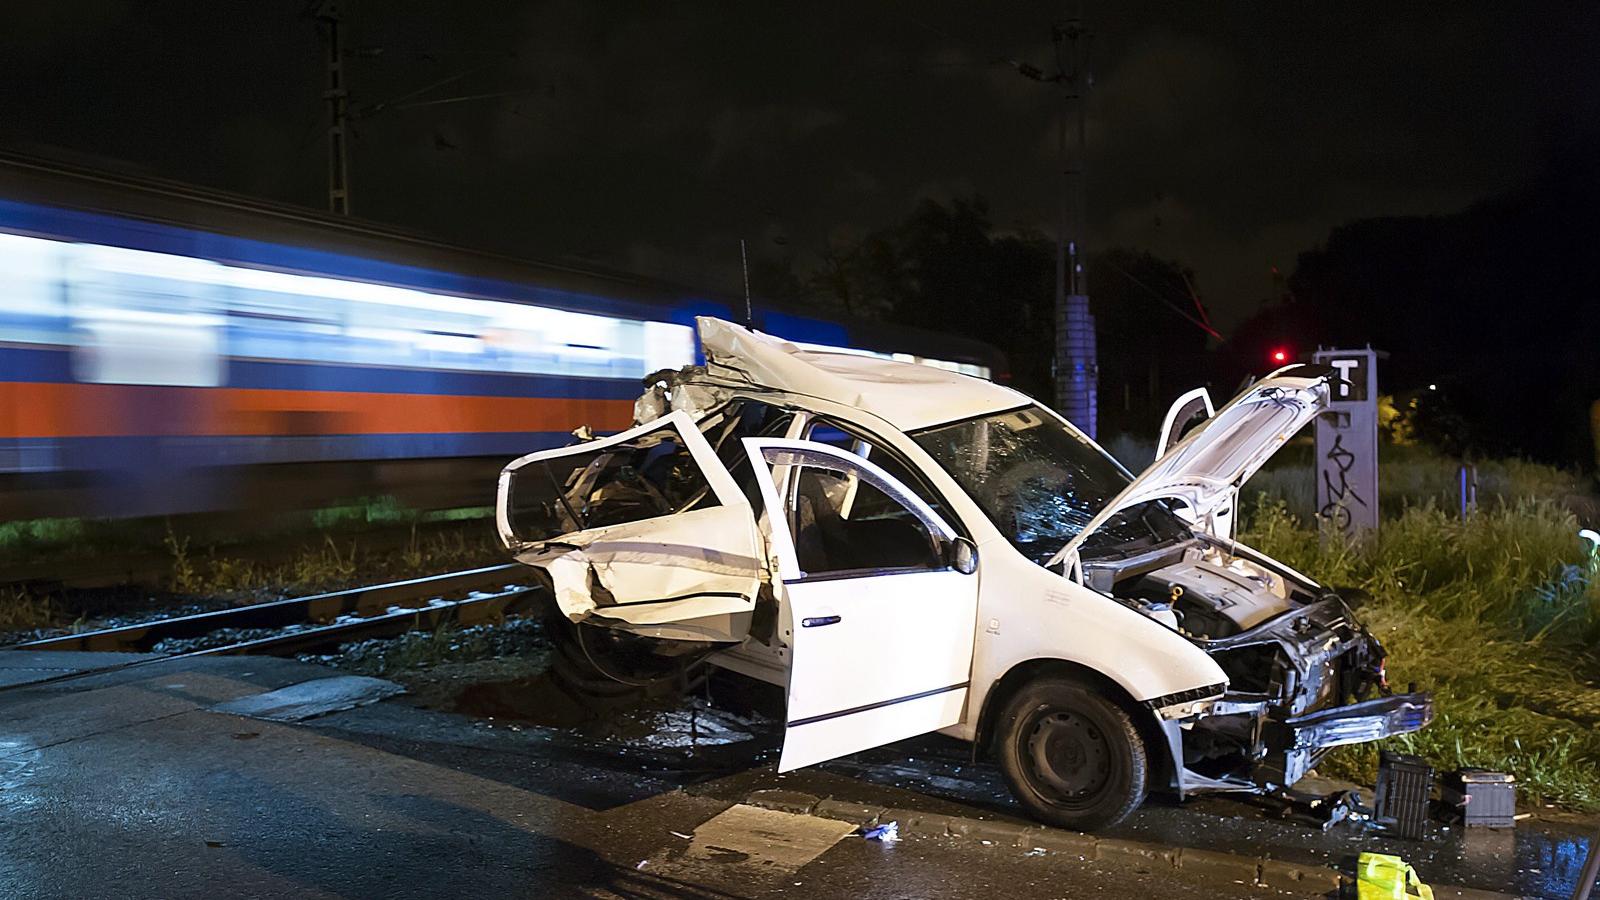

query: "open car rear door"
xmin=744 ymin=438 xmax=979 ymax=772
xmin=1156 ymin=387 xmax=1215 ymax=458
xmin=496 ymin=410 xmax=764 ymax=642
xmin=1155 ymin=387 xmax=1228 ymax=537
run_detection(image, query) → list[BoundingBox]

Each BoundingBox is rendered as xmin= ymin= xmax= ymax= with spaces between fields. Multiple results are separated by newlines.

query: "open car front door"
xmin=743 ymin=438 xmax=980 ymax=772
xmin=496 ymin=410 xmax=764 ymax=643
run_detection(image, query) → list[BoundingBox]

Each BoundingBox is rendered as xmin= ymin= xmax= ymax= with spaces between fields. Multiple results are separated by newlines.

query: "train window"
xmin=212 ymin=263 xmax=697 ymax=381
xmin=0 ymin=233 xmax=71 ymax=345
xmin=65 ymin=244 xmax=225 ymax=387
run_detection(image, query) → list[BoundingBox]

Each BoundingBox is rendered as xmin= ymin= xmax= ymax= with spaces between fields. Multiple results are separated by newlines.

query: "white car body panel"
xmin=496 ymin=409 xmax=765 ymax=642
xmin=1156 ymin=386 xmax=1215 ymax=458
xmin=698 ymin=316 xmax=1021 ymax=431
xmin=776 ymin=569 xmax=977 ymax=770
xmin=1155 ymin=387 xmax=1233 ymax=538
xmin=954 ymin=536 xmax=1229 ymax=742
xmin=515 ymin=506 xmax=762 ymax=633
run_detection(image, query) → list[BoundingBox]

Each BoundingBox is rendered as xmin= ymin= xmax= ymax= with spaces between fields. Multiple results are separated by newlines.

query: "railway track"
xmin=6 ymin=564 xmax=542 ymax=662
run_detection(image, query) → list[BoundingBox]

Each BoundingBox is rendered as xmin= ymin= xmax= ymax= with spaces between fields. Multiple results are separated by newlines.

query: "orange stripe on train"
xmin=0 ymin=382 xmax=635 ymax=439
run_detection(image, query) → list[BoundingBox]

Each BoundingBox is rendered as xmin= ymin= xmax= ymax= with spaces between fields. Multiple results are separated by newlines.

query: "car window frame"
xmin=746 ymin=438 xmax=960 ymax=584
xmin=797 ymin=413 xmax=971 ymax=542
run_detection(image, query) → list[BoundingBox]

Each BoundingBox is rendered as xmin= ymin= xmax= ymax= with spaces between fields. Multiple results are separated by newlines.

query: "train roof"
xmin=0 ymin=150 xmax=1003 ymax=370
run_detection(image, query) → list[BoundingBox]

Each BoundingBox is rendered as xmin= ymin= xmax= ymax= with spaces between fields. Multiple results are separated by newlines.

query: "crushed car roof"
xmin=698 ymin=317 xmax=1026 ymax=431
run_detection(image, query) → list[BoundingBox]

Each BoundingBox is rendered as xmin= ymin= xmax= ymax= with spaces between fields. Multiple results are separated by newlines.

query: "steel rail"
xmin=181 ymin=583 xmax=540 ymax=658
xmin=9 ymin=564 xmax=533 ymax=654
xmin=0 ymin=565 xmax=543 ymax=695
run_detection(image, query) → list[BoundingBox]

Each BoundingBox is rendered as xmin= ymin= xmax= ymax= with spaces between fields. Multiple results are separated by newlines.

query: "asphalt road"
xmin=0 ymin=648 xmax=1583 ymax=898
xmin=0 ymin=651 xmax=1316 ymax=899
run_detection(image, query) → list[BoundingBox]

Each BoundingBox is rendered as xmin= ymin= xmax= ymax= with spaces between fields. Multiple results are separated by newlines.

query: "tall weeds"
xmin=1240 ymin=493 xmax=1600 ymax=807
xmin=1246 ymin=497 xmax=1600 ymax=643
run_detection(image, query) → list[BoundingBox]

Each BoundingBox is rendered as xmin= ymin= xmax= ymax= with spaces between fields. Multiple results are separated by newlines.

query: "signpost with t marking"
xmin=1312 ymin=347 xmax=1381 ymax=537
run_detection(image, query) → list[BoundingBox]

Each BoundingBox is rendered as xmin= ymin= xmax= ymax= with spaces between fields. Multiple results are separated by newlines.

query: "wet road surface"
xmin=428 ymin=660 xmax=1590 ymax=899
xmin=0 ymin=648 xmax=1588 ymax=897
xmin=0 ymin=652 xmax=1312 ymax=898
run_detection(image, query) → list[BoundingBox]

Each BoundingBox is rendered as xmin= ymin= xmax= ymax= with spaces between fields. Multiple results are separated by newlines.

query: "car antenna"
xmin=739 ymin=238 xmax=754 ymax=328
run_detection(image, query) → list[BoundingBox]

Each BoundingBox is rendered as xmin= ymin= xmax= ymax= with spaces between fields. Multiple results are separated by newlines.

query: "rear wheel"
xmin=994 ymin=677 xmax=1148 ymax=831
xmin=544 ymin=606 xmax=707 ymax=699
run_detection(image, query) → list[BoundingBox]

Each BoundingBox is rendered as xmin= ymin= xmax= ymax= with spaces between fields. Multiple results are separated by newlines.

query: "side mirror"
xmin=948 ymin=536 xmax=979 ymax=575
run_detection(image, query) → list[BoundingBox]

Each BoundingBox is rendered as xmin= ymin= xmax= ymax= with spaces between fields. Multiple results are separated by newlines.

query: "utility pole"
xmin=1017 ymin=19 xmax=1097 ymax=435
xmin=316 ymin=2 xmax=352 ymax=215
xmin=306 ymin=5 xmax=528 ymax=218
xmin=1057 ymin=19 xmax=1096 ymax=437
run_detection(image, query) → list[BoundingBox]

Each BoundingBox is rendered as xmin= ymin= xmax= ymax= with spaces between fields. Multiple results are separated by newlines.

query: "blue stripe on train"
xmin=0 ymin=431 xmax=582 ymax=474
xmin=226 ymin=359 xmax=642 ymax=399
xmin=0 ymin=345 xmax=642 ymax=399
xmin=0 ymin=347 xmax=73 ymax=382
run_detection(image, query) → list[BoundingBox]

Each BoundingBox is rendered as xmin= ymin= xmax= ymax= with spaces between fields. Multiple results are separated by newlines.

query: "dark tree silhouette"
xmin=1226 ymin=140 xmax=1600 ymax=464
xmin=801 ymin=197 xmax=1216 ymax=430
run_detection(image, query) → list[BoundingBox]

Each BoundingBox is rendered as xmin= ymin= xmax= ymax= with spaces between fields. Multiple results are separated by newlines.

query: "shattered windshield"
xmin=912 ymin=405 xmax=1191 ymax=565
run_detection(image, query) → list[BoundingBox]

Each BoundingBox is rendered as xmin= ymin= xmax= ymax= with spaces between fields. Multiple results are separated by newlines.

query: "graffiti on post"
xmin=1318 ymin=433 xmax=1368 ymax=531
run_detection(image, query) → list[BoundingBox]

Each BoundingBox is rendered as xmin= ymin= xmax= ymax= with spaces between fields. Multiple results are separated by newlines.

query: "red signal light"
xmin=1270 ymin=348 xmax=1288 ymax=364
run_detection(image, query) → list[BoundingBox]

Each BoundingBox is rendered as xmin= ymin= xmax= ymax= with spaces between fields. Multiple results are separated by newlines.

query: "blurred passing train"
xmin=0 ymin=154 xmax=1002 ymax=522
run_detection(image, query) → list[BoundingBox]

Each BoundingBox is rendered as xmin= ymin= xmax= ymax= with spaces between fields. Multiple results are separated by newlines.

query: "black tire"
xmin=994 ymin=677 xmax=1148 ymax=831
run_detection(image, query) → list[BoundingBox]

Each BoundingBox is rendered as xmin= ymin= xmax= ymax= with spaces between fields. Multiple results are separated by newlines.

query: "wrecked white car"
xmin=495 ymin=317 xmax=1433 ymax=830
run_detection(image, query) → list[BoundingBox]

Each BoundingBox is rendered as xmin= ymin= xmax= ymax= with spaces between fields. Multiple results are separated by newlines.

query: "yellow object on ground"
xmin=1357 ymin=852 xmax=1435 ymax=900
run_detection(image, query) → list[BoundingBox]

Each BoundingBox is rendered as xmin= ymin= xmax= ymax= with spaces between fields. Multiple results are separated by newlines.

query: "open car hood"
xmin=1049 ymin=365 xmax=1335 ymax=569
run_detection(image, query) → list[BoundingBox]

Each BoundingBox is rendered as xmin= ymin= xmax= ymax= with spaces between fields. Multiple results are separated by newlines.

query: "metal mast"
xmin=317 ymin=2 xmax=352 ymax=215
xmin=1051 ymin=18 xmax=1096 ymax=435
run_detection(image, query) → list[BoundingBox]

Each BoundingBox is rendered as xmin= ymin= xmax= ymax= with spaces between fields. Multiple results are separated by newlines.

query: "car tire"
xmin=994 ymin=677 xmax=1148 ymax=831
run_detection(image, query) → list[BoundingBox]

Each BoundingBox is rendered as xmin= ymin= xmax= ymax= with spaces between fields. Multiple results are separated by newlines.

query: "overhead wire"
xmin=1100 ymin=257 xmax=1223 ymax=340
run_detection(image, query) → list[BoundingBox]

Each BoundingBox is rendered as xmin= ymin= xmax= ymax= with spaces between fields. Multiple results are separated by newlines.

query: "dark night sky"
xmin=4 ymin=2 xmax=1596 ymax=330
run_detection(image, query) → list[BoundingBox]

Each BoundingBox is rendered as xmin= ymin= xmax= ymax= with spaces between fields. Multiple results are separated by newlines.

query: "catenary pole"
xmin=317 ymin=2 xmax=352 ymax=215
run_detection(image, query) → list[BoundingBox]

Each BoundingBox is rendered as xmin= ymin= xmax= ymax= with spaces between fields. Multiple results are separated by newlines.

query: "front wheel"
xmin=994 ymin=677 xmax=1148 ymax=831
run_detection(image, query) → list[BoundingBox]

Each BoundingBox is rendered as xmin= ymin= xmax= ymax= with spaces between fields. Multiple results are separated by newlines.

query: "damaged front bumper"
xmin=1167 ymin=690 xmax=1435 ymax=796
xmin=1285 ymin=692 xmax=1434 ymax=752
xmin=1162 ymin=595 xmax=1435 ymax=796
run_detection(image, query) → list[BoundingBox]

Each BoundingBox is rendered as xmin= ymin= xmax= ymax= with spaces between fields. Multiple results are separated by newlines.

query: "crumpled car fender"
xmin=516 ymin=504 xmax=765 ymax=641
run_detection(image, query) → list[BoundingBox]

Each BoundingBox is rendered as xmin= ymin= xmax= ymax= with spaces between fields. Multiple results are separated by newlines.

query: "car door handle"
xmin=801 ymin=615 xmax=841 ymax=628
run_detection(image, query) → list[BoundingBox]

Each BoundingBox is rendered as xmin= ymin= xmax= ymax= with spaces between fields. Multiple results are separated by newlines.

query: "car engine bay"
xmin=1087 ymin=540 xmax=1304 ymax=640
xmin=1087 ymin=539 xmax=1395 ymax=790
